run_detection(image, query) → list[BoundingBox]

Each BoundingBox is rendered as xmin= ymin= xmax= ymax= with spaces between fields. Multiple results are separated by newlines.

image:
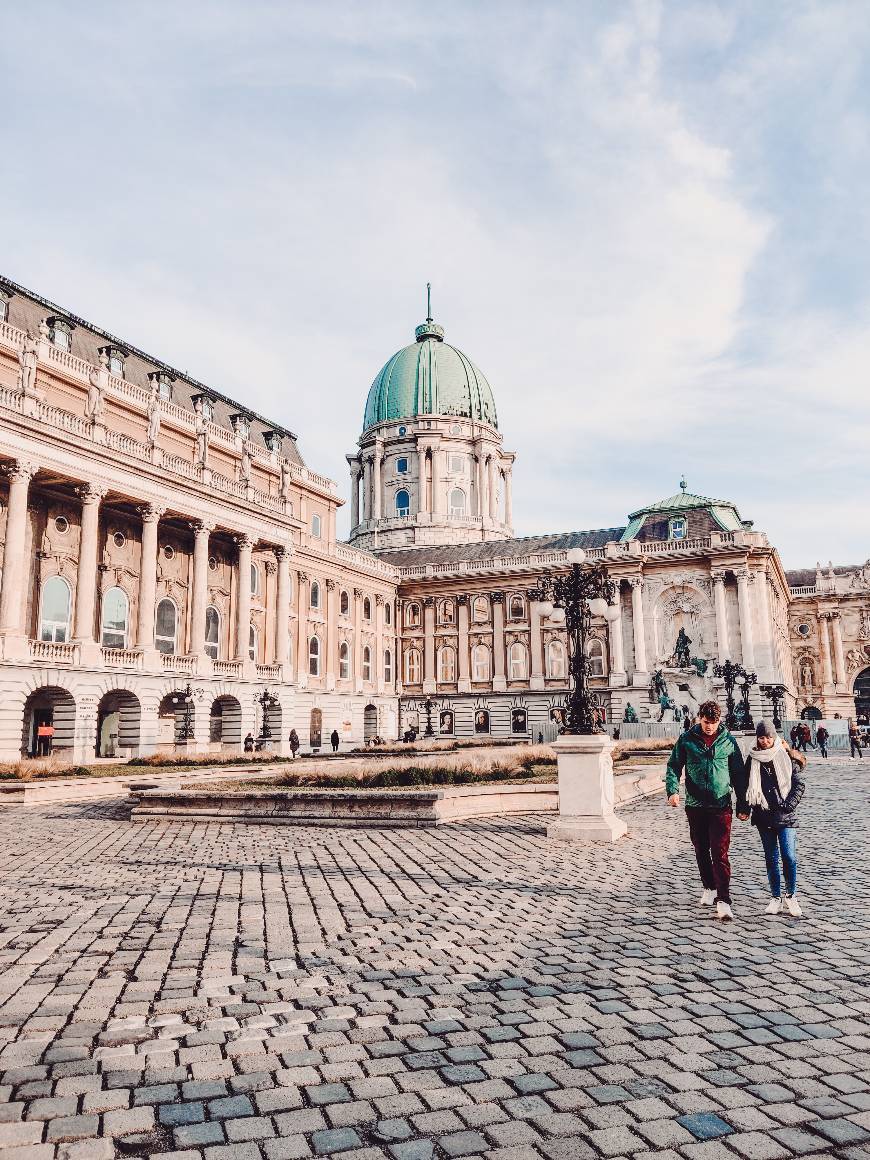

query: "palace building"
xmin=0 ymin=274 xmax=867 ymax=762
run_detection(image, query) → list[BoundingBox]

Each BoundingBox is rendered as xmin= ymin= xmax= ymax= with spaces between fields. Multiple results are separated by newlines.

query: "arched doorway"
xmin=310 ymin=707 xmax=322 ymax=749
xmin=800 ymin=705 xmax=822 ymax=721
xmin=21 ymin=687 xmax=76 ymax=758
xmin=156 ymin=693 xmax=195 ymax=748
xmin=95 ymin=690 xmax=141 ymax=758
xmin=209 ymin=696 xmax=242 ymax=749
xmin=363 ymin=704 xmax=378 ymax=743
xmin=854 ymin=668 xmax=870 ymax=725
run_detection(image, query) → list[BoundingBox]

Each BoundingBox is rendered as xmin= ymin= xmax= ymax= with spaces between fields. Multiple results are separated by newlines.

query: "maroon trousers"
xmin=686 ymin=807 xmax=732 ymax=904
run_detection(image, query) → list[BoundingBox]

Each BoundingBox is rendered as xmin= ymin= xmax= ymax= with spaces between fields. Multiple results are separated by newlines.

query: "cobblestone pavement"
xmin=1 ymin=758 xmax=870 ymax=1160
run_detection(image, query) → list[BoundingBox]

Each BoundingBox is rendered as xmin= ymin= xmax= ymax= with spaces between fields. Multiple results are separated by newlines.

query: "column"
xmin=488 ymin=457 xmax=499 ymax=520
xmin=630 ymin=577 xmax=648 ymax=683
xmin=712 ymin=569 xmax=729 ymax=663
xmin=264 ymin=560 xmax=277 ymax=662
xmin=326 ymin=579 xmax=337 ymax=690
xmin=417 ymin=443 xmax=428 ymax=517
xmin=0 ymin=461 xmax=37 ymax=638
xmin=503 ymin=465 xmax=513 ymax=529
xmin=529 ymin=599 xmax=545 ymax=690
xmin=73 ymin=484 xmax=105 ymax=643
xmin=431 ymin=446 xmax=444 ymax=517
xmin=477 ymin=451 xmax=488 ymax=518
xmin=491 ymin=592 xmax=506 ymax=691
xmin=349 ymin=460 xmax=361 ymax=529
xmin=831 ymin=611 xmax=847 ymax=687
xmin=457 ymin=595 xmax=471 ymax=693
xmin=818 ymin=613 xmax=834 ymax=688
xmin=137 ymin=504 xmax=164 ymax=655
xmin=373 ymin=443 xmax=383 ymax=521
xmin=423 ymin=596 xmax=436 ymax=693
xmin=296 ymin=572 xmax=309 ymax=686
xmin=188 ymin=520 xmax=213 ymax=663
xmin=754 ymin=567 xmax=773 ymax=678
xmin=375 ymin=594 xmax=385 ymax=693
xmin=608 ymin=582 xmax=626 ymax=685
xmin=735 ymin=568 xmax=755 ymax=671
xmin=274 ymin=546 xmax=291 ymax=672
xmin=234 ymin=534 xmax=253 ymax=662
xmin=362 ymin=456 xmax=372 ymax=523
xmin=353 ymin=587 xmax=363 ymax=693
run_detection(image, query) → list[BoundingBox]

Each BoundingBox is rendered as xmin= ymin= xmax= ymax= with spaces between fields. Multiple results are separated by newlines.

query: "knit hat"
xmin=756 ymin=719 xmax=776 ymax=739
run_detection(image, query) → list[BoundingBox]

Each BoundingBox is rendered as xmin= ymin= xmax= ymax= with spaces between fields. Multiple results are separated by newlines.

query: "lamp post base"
xmin=547 ymin=732 xmax=628 ymax=844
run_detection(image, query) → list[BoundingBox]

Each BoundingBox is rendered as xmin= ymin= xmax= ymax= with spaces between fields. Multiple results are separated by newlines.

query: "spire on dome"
xmin=415 ymin=281 xmax=444 ymax=342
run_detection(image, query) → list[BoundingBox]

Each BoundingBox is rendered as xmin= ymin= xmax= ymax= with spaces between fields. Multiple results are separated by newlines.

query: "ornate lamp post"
xmin=253 ymin=687 xmax=279 ymax=743
xmin=759 ymin=683 xmax=787 ymax=731
xmin=713 ymin=660 xmax=758 ymax=730
xmin=169 ymin=684 xmax=200 ymax=741
xmin=528 ymin=550 xmax=618 ymax=735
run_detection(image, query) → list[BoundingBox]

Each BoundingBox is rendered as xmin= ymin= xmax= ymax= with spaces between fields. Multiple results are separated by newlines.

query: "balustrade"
xmin=162 ymin=654 xmax=196 ymax=674
xmin=101 ymin=647 xmax=144 ymax=669
xmin=29 ymin=640 xmax=78 ymax=664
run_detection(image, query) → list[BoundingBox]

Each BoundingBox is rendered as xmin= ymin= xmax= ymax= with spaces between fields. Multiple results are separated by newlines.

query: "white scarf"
xmin=747 ymin=737 xmax=792 ymax=807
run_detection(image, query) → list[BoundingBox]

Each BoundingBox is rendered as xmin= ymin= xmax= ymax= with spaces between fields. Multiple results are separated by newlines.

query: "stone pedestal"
xmin=547 ymin=732 xmax=628 ymax=843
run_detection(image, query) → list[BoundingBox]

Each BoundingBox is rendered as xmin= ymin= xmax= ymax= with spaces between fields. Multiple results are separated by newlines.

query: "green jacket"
xmin=665 ymin=724 xmax=744 ymax=810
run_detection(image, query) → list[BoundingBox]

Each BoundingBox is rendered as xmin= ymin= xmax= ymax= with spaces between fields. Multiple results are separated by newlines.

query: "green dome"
xmin=363 ymin=315 xmax=498 ymax=431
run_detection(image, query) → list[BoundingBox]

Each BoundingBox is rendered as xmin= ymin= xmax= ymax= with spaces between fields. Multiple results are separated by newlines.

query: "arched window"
xmin=362 ymin=645 xmax=372 ymax=681
xmin=363 ymin=596 xmax=372 ymax=621
xmin=449 ymin=488 xmax=466 ymax=518
xmin=309 ymin=635 xmax=320 ymax=676
xmin=396 ymin=489 xmax=410 ymax=517
xmin=509 ymin=595 xmax=525 ymax=620
xmin=205 ymin=606 xmax=221 ymax=660
xmin=472 ymin=644 xmax=491 ymax=682
xmin=438 ymin=599 xmax=455 ymax=625
xmin=472 ymin=596 xmax=489 ymax=623
xmin=101 ymin=586 xmax=129 ymax=649
xmin=438 ymin=646 xmax=456 ymax=684
xmin=404 ymin=648 xmax=422 ymax=684
xmin=588 ymin=639 xmax=605 ymax=676
xmin=155 ymin=597 xmax=177 ymax=655
xmin=385 ymin=602 xmax=392 ymax=626
xmin=384 ymin=648 xmax=393 ymax=684
xmin=339 ymin=641 xmax=350 ymax=680
xmin=249 ymin=623 xmax=258 ymax=662
xmin=406 ymin=602 xmax=421 ymax=627
xmin=250 ymin=562 xmax=260 ymax=597
xmin=310 ymin=580 xmax=321 ymax=610
xmin=509 ymin=642 xmax=528 ymax=681
xmin=547 ymin=640 xmax=566 ymax=679
xmin=311 ymin=513 xmax=322 ymax=538
xmin=340 ymin=589 xmax=349 ymax=616
xmin=39 ymin=576 xmax=71 ymax=643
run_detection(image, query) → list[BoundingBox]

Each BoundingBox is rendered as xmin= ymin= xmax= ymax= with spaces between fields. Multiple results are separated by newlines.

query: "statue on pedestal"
xmin=17 ymin=331 xmax=38 ymax=396
xmin=85 ymin=365 xmax=106 ymax=423
xmin=147 ymin=387 xmax=161 ymax=445
xmin=673 ymin=628 xmax=692 ymax=668
xmin=623 ymin=703 xmax=638 ymax=723
xmin=194 ymin=397 xmax=209 ymax=465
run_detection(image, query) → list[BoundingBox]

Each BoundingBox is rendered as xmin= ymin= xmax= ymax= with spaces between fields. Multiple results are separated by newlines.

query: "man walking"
xmin=666 ymin=700 xmax=746 ymax=921
xmin=330 ymin=728 xmax=340 ymax=754
xmin=815 ymin=724 xmax=829 ymax=758
xmin=849 ymin=722 xmax=863 ymax=759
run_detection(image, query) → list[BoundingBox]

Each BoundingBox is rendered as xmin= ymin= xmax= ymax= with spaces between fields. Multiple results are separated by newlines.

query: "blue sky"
xmin=2 ymin=1 xmax=869 ymax=567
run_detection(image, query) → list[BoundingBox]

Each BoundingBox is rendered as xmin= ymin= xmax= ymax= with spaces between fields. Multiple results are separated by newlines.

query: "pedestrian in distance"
xmin=330 ymin=728 xmax=340 ymax=754
xmin=243 ymin=732 xmax=255 ymax=753
xmin=288 ymin=728 xmax=300 ymax=759
xmin=815 ymin=724 xmax=829 ymax=758
xmin=666 ymin=699 xmax=745 ymax=922
xmin=736 ymin=720 xmax=806 ymax=917
xmin=797 ymin=722 xmax=812 ymax=753
xmin=849 ymin=721 xmax=864 ymax=759
xmin=790 ymin=724 xmax=800 ymax=749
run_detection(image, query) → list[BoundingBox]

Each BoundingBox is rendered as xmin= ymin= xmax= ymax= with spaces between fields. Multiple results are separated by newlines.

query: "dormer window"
xmin=669 ymin=517 xmax=687 ymax=541
xmin=149 ymin=371 xmax=174 ymax=401
xmin=100 ymin=346 xmax=127 ymax=377
xmin=0 ymin=290 xmax=10 ymax=323
xmin=48 ymin=318 xmax=72 ymax=351
xmin=230 ymin=413 xmax=251 ymax=440
xmin=263 ymin=430 xmax=282 ymax=453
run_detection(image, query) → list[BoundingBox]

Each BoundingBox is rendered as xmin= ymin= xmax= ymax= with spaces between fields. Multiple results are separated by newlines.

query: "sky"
xmin=1 ymin=0 xmax=869 ymax=568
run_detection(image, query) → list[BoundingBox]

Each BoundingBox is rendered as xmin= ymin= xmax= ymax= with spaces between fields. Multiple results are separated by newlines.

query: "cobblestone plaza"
xmin=1 ymin=760 xmax=869 ymax=1159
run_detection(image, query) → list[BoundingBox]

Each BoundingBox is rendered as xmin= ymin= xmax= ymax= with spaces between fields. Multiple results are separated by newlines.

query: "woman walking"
xmin=736 ymin=720 xmax=805 ymax=917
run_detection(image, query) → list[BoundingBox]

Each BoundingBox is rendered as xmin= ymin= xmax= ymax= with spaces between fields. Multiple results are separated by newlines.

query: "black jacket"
xmin=736 ymin=747 xmax=805 ymax=830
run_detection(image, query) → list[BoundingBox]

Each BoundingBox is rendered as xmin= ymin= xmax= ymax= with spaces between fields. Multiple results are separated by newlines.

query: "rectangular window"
xmin=311 ymin=513 xmax=322 ymax=538
xmin=396 ymin=457 xmax=408 ymax=474
xmin=449 ymin=454 xmax=465 ymax=473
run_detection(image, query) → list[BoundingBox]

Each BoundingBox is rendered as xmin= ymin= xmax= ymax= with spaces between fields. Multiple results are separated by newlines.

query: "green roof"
xmin=620 ymin=481 xmax=744 ymax=542
xmin=363 ymin=315 xmax=498 ymax=431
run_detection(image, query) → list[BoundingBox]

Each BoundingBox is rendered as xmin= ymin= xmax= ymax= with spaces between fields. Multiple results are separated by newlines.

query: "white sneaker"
xmin=716 ymin=901 xmax=734 ymax=921
xmin=765 ymin=897 xmax=782 ymax=915
xmin=784 ymin=895 xmax=802 ymax=917
xmin=699 ymin=888 xmax=717 ymax=907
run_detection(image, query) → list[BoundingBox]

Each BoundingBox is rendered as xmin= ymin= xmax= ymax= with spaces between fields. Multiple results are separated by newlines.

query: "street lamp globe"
xmin=539 ymin=600 xmax=554 ymax=616
xmin=549 ymin=607 xmax=566 ymax=624
xmin=588 ymin=597 xmax=609 ymax=618
xmin=736 ymin=675 xmax=746 ymax=686
xmin=566 ymin=547 xmax=587 ymax=566
xmin=603 ymin=603 xmax=620 ymax=622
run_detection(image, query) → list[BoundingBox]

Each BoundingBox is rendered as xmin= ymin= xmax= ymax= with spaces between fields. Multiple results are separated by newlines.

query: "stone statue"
xmin=673 ymin=628 xmax=692 ymax=668
xmin=85 ymin=365 xmax=105 ymax=422
xmin=650 ymin=669 xmax=668 ymax=703
xmin=861 ymin=610 xmax=870 ymax=640
xmin=147 ymin=387 xmax=161 ymax=445
xmin=38 ymin=319 xmax=50 ymax=341
xmin=240 ymin=446 xmax=252 ymax=483
xmin=280 ymin=459 xmax=291 ymax=498
xmin=194 ymin=397 xmax=209 ymax=465
xmin=623 ymin=703 xmax=638 ymax=723
xmin=17 ymin=331 xmax=38 ymax=396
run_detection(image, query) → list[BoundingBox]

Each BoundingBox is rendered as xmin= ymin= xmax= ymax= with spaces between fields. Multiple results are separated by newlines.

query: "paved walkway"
xmin=1 ymin=758 xmax=869 ymax=1160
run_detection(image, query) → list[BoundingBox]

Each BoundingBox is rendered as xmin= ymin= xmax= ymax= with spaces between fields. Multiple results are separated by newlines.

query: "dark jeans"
xmin=851 ymin=739 xmax=863 ymax=758
xmin=686 ymin=807 xmax=732 ymax=903
xmin=758 ymin=826 xmax=797 ymax=897
xmin=818 ymin=741 xmax=828 ymax=757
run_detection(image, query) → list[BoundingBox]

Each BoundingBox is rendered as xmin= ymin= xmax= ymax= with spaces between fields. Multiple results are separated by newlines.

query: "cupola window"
xmin=669 ymin=517 xmax=688 ymax=541
xmin=396 ymin=457 xmax=408 ymax=474
xmin=395 ymin=490 xmax=410 ymax=518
